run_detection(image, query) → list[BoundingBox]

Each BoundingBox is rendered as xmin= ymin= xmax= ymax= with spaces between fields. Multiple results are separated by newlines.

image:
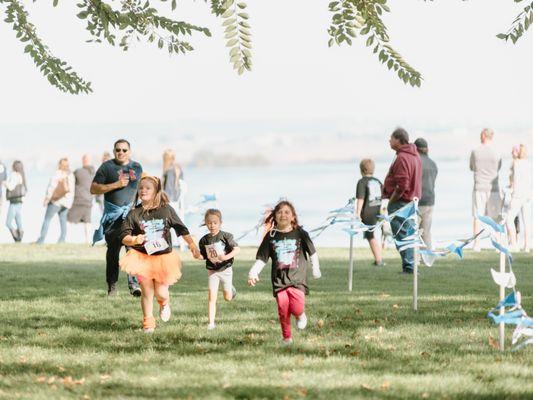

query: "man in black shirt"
xmin=91 ymin=139 xmax=143 ymax=296
xmin=414 ymin=138 xmax=438 ymax=249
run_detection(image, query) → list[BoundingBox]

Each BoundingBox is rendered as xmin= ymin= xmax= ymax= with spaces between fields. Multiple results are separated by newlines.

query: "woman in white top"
xmin=506 ymin=144 xmax=531 ymax=252
xmin=3 ymin=160 xmax=27 ymax=242
xmin=36 ymin=158 xmax=75 ymax=244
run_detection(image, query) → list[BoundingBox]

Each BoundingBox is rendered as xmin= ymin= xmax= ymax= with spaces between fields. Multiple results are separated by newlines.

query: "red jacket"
xmin=383 ymin=143 xmax=422 ymax=202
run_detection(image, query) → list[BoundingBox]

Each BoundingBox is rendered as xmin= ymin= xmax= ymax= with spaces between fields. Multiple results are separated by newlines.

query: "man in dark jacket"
xmin=414 ymin=138 xmax=438 ymax=249
xmin=383 ymin=128 xmax=422 ymax=273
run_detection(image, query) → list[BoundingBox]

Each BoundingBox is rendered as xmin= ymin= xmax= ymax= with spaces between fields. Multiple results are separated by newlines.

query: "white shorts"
xmin=208 ymin=267 xmax=233 ymax=293
xmin=506 ymin=197 xmax=531 ymax=226
xmin=472 ymin=190 xmax=502 ymax=220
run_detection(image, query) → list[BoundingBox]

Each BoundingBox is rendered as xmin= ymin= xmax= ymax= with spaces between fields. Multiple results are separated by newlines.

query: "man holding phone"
xmin=91 ymin=139 xmax=143 ymax=296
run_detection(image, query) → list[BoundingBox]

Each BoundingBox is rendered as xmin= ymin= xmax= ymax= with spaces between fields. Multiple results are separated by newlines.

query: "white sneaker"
xmin=296 ymin=313 xmax=307 ymax=330
xmin=281 ymin=338 xmax=293 ymax=346
xmin=160 ymin=303 xmax=171 ymax=322
xmin=207 ymin=323 xmax=216 ymax=330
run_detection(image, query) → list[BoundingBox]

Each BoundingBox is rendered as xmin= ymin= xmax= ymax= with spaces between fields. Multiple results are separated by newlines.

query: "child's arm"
xmin=182 ymin=234 xmax=202 ymax=259
xmin=248 ymin=235 xmax=269 ymax=286
xmin=355 ymin=199 xmax=364 ymax=219
xmin=248 ymin=260 xmax=266 ymax=286
xmin=217 ymin=246 xmax=241 ymax=262
xmin=122 ymin=234 xmax=146 ymax=246
xmin=301 ymin=228 xmax=321 ymax=279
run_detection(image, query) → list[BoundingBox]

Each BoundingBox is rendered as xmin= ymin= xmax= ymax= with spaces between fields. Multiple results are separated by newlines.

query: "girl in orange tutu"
xmin=119 ymin=175 xmax=201 ymax=333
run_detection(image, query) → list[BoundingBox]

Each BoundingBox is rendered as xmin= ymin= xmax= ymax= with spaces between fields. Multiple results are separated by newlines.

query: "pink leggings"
xmin=276 ymin=287 xmax=305 ymax=340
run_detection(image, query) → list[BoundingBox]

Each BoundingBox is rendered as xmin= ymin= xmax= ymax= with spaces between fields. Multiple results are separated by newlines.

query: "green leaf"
xmin=226 ymin=38 xmax=239 ymax=47
xmin=222 ymin=8 xmax=234 ymax=18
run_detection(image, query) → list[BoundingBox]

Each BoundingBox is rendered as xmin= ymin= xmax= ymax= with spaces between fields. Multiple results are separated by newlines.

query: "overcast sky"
xmin=1 ymin=0 xmax=532 ymax=133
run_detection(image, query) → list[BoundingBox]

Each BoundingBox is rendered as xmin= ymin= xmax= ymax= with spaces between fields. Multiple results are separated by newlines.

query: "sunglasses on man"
xmin=115 ymin=148 xmax=129 ymax=153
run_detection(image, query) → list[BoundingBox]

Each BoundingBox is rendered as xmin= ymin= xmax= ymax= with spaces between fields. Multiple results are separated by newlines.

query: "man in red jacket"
xmin=383 ymin=128 xmax=422 ymax=273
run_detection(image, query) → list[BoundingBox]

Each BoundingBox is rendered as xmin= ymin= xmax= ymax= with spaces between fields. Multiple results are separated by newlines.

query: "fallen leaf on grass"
xmin=420 ymin=351 xmax=431 ymax=358
xmin=269 ymin=320 xmax=276 ymax=325
xmin=37 ymin=331 xmax=47 ymax=336
xmin=379 ymin=293 xmax=390 ymax=299
xmin=19 ymin=356 xmax=27 ymax=364
xmin=373 ymin=319 xmax=380 ymax=324
xmin=47 ymin=377 xmax=56 ymax=385
xmin=380 ymin=381 xmax=391 ymax=390
xmin=361 ymin=384 xmax=373 ymax=391
xmin=317 ymin=319 xmax=324 ymax=328
xmin=297 ymin=387 xmax=308 ymax=397
xmin=58 ymin=366 xmax=65 ymax=372
xmin=378 ymin=326 xmax=384 ymax=334
xmin=422 ymin=392 xmax=430 ymax=399
xmin=36 ymin=376 xmax=46 ymax=383
xmin=222 ymin=382 xmax=231 ymax=389
xmin=350 ymin=350 xmax=361 ymax=357
xmin=488 ymin=335 xmax=500 ymax=350
xmin=354 ymin=308 xmax=363 ymax=315
xmin=392 ymin=304 xmax=400 ymax=309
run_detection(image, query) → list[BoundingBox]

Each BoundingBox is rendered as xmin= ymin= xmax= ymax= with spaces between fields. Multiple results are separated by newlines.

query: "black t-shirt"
xmin=256 ymin=227 xmax=316 ymax=297
xmin=120 ymin=204 xmax=190 ymax=255
xmin=93 ymin=159 xmax=143 ymax=206
xmin=356 ymin=176 xmax=382 ymax=224
xmin=199 ymin=231 xmax=239 ymax=271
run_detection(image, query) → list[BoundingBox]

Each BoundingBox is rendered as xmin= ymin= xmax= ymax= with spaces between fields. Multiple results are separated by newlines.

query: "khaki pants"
xmin=419 ymin=205 xmax=434 ymax=250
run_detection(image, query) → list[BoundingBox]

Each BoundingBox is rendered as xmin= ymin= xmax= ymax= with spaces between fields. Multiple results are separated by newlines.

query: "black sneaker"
xmin=107 ymin=283 xmax=118 ymax=296
xmin=129 ymin=284 xmax=142 ymax=297
xmin=373 ymin=260 xmax=386 ymax=267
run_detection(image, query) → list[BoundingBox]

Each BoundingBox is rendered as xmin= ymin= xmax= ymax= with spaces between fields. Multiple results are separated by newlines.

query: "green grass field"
xmin=1 ymin=244 xmax=533 ymax=399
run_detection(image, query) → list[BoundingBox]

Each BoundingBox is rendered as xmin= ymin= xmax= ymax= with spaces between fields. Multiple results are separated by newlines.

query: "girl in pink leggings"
xmin=248 ymin=200 xmax=321 ymax=345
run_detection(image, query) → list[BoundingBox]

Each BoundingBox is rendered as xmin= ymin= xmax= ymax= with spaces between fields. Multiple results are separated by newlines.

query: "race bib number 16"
xmin=144 ymin=238 xmax=169 ymax=255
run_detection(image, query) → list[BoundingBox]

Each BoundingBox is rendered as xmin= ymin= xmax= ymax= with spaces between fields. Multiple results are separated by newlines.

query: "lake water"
xmin=0 ymin=159 xmax=517 ymax=248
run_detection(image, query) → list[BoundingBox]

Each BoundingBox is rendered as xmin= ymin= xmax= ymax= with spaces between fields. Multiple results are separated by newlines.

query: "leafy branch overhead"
xmin=327 ymin=0 xmax=422 ymax=87
xmin=0 ymin=0 xmax=529 ymax=94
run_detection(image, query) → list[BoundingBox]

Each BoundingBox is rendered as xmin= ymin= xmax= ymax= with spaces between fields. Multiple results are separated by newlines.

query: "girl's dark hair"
xmin=12 ymin=160 xmax=27 ymax=189
xmin=134 ymin=176 xmax=169 ymax=214
xmin=204 ymin=209 xmax=222 ymax=221
xmin=265 ymin=200 xmax=300 ymax=231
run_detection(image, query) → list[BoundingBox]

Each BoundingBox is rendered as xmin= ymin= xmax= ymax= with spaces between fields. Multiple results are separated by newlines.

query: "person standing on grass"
xmin=382 ymin=128 xmax=422 ymax=274
xmin=4 ymin=160 xmax=27 ymax=242
xmin=414 ymin=138 xmax=438 ymax=250
xmin=470 ymin=128 xmax=502 ymax=251
xmin=355 ymin=159 xmax=384 ymax=266
xmin=0 ymin=159 xmax=6 ymax=216
xmin=119 ymin=175 xmax=201 ymax=333
xmin=96 ymin=151 xmax=112 ymax=214
xmin=506 ymin=144 xmax=531 ymax=252
xmin=162 ymin=149 xmax=186 ymax=250
xmin=67 ymin=154 xmax=95 ymax=243
xmin=91 ymin=139 xmax=143 ymax=297
xmin=199 ymin=209 xmax=240 ymax=330
xmin=36 ymin=158 xmax=75 ymax=244
xmin=248 ymin=200 xmax=321 ymax=345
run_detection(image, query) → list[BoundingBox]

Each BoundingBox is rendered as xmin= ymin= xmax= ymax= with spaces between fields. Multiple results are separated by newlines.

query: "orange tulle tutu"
xmin=119 ymin=249 xmax=182 ymax=285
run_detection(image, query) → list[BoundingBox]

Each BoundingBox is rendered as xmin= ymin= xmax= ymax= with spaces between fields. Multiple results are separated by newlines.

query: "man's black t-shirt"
xmin=356 ymin=176 xmax=383 ymax=225
xmin=93 ymin=159 xmax=143 ymax=206
xmin=119 ymin=204 xmax=190 ymax=255
xmin=199 ymin=231 xmax=239 ymax=271
xmin=256 ymin=227 xmax=316 ymax=297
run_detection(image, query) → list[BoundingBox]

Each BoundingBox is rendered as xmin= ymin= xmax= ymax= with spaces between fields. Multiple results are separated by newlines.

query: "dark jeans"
xmin=105 ymin=218 xmax=138 ymax=287
xmin=37 ymin=203 xmax=68 ymax=244
xmin=388 ymin=201 xmax=415 ymax=272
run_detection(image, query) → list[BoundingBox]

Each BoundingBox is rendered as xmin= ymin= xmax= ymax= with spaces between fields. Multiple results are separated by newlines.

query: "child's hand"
xmin=191 ymin=247 xmax=202 ymax=259
xmin=248 ymin=277 xmax=259 ymax=286
xmin=135 ymin=234 xmax=146 ymax=245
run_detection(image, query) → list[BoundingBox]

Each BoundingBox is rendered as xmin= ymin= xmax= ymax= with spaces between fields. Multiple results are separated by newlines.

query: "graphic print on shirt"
xmin=141 ymin=218 xmax=169 ymax=254
xmin=205 ymin=241 xmax=226 ymax=264
xmin=367 ymin=179 xmax=382 ymax=207
xmin=272 ymin=238 xmax=299 ymax=270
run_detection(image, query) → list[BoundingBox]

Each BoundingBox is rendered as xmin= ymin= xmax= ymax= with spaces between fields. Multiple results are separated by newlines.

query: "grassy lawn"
xmin=1 ymin=244 xmax=533 ymax=399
